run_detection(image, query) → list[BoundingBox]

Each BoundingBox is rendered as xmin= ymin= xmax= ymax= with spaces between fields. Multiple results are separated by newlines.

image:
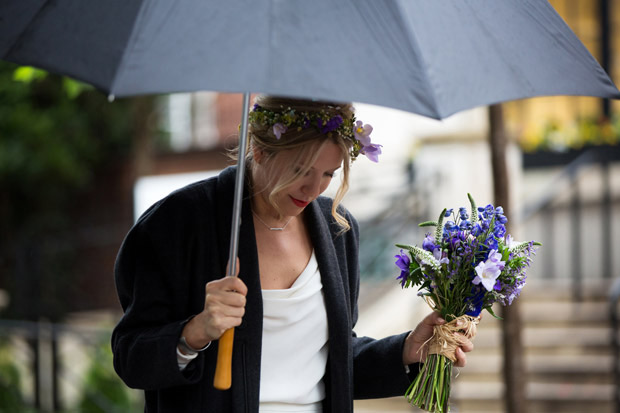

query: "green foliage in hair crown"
xmin=248 ymin=103 xmax=381 ymax=162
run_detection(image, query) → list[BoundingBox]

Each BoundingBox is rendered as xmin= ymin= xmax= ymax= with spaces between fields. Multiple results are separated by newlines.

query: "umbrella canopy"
xmin=3 ymin=0 xmax=619 ymax=119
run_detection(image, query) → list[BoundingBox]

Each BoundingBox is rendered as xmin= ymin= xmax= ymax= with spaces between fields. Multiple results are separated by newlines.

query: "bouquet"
xmin=394 ymin=194 xmax=540 ymax=413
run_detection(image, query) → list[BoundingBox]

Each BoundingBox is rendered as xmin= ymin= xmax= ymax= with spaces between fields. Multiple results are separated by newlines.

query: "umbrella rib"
xmin=107 ymin=0 xmax=154 ymax=96
xmin=3 ymin=1 xmax=48 ymax=58
xmin=392 ymin=0 xmax=443 ymax=119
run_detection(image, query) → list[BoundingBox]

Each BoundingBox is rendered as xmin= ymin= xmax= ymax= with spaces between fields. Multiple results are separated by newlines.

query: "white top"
xmin=259 ymin=250 xmax=328 ymax=413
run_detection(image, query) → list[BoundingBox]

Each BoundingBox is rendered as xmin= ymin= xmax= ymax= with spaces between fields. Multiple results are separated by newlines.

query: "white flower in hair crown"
xmin=248 ymin=103 xmax=382 ymax=162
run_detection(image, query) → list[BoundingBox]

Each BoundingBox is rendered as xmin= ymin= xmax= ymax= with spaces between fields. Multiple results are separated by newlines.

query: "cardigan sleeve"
xmin=335 ymin=206 xmax=419 ymax=398
xmin=111 ymin=189 xmax=215 ymax=390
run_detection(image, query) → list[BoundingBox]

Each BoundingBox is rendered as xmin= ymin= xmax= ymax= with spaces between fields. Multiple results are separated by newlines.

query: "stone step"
xmin=462 ymin=353 xmax=613 ymax=375
xmin=453 ymin=399 xmax=613 ymax=413
xmin=355 ymin=382 xmax=616 ymax=412
xmin=481 ymin=301 xmax=612 ymax=326
xmin=470 ymin=324 xmax=613 ymax=348
xmin=453 ymin=380 xmax=615 ymax=401
xmin=518 ymin=278 xmax=615 ymax=300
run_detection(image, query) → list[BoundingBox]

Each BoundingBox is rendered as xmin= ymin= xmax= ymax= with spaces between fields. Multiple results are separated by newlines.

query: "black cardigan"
xmin=111 ymin=166 xmax=416 ymax=412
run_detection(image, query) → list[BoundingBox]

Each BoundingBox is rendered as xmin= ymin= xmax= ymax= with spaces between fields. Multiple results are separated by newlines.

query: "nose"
xmin=301 ymin=174 xmax=322 ymax=198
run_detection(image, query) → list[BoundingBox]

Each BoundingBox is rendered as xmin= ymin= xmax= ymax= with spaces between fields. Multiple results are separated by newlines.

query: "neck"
xmin=251 ymin=194 xmax=295 ymax=231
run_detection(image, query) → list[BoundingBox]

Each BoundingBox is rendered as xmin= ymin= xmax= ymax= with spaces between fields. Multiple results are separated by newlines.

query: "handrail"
xmin=520 ymin=148 xmax=598 ymax=223
xmin=610 ymin=278 xmax=620 ymax=413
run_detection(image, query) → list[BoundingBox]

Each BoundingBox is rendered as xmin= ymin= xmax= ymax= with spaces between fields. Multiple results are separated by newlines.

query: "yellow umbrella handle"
xmin=213 ymin=328 xmax=235 ymax=390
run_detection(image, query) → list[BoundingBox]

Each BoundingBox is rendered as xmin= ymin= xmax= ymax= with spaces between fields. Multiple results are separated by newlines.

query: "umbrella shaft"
xmin=227 ymin=92 xmax=250 ymax=277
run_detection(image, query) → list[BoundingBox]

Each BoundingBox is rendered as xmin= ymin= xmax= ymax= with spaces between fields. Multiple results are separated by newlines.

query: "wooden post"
xmin=489 ymin=104 xmax=527 ymax=413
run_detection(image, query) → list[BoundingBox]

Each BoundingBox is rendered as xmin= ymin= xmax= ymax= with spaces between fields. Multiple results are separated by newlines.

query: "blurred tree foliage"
xmin=0 ymin=62 xmax=135 ymax=321
xmin=0 ymin=338 xmax=33 ymax=413
xmin=78 ymin=336 xmax=142 ymax=413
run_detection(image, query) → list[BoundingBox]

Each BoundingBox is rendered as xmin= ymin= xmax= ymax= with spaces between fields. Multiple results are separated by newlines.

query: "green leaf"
xmin=435 ymin=208 xmax=447 ymax=244
xmin=468 ymin=193 xmax=478 ymax=227
xmin=418 ymin=221 xmax=438 ymax=227
xmin=485 ymin=306 xmax=503 ymax=320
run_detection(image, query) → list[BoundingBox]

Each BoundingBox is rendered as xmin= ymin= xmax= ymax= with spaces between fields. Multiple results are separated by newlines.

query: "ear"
xmin=252 ymin=146 xmax=265 ymax=164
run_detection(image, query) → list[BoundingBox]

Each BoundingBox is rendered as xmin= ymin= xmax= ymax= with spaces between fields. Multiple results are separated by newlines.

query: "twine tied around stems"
xmin=426 ymin=315 xmax=479 ymax=363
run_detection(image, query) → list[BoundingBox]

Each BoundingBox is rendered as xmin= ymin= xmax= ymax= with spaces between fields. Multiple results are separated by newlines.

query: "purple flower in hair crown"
xmin=248 ymin=103 xmax=381 ymax=162
xmin=317 ymin=115 xmax=344 ymax=134
xmin=272 ymin=123 xmax=287 ymax=140
xmin=353 ymin=120 xmax=381 ymax=162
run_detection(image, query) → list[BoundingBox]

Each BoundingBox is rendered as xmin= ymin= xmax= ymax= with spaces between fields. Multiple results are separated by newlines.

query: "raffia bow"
xmin=425 ymin=315 xmax=479 ymax=363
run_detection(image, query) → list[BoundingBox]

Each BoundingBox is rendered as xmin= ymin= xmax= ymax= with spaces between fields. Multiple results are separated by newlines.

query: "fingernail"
xmin=438 ymin=317 xmax=445 ymax=324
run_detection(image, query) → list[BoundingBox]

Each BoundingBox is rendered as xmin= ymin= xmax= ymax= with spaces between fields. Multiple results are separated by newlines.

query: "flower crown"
xmin=248 ymin=103 xmax=382 ymax=162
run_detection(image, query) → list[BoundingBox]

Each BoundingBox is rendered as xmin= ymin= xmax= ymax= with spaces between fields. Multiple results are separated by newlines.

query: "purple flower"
xmin=354 ymin=120 xmax=373 ymax=146
xmin=394 ymin=250 xmax=410 ymax=287
xmin=433 ymin=248 xmax=449 ymax=265
xmin=317 ymin=115 xmax=344 ymax=134
xmin=493 ymin=279 xmax=502 ymax=291
xmin=473 ymin=249 xmax=505 ymax=291
xmin=422 ymin=233 xmax=436 ymax=252
xmin=360 ymin=143 xmax=382 ymax=163
xmin=272 ymin=123 xmax=287 ymax=140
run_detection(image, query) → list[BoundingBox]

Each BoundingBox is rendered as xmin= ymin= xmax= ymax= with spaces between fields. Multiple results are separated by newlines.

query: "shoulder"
xmin=314 ymin=196 xmax=359 ymax=236
xmin=133 ymin=167 xmax=237 ymax=232
xmin=136 ymin=178 xmax=215 ymax=223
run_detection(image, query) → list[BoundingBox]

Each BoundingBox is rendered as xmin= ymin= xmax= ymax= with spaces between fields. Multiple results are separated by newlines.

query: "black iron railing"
xmin=521 ymin=145 xmax=620 ymax=298
xmin=522 ymin=145 xmax=620 ymax=412
xmin=0 ymin=319 xmax=142 ymax=412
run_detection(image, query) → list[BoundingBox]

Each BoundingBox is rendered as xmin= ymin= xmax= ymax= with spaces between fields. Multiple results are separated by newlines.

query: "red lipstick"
xmin=291 ymin=196 xmax=309 ymax=208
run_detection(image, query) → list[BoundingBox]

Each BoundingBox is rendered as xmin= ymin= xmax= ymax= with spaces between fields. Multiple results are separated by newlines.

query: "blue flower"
xmin=445 ymin=208 xmax=453 ymax=217
xmin=465 ymin=287 xmax=484 ymax=317
xmin=459 ymin=219 xmax=471 ymax=230
xmin=493 ymin=224 xmax=506 ymax=238
xmin=459 ymin=207 xmax=469 ymax=220
xmin=486 ymin=237 xmax=499 ymax=251
xmin=472 ymin=223 xmax=483 ymax=236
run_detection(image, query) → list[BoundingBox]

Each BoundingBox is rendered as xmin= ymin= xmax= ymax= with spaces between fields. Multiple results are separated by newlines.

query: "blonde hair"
xmin=242 ymin=95 xmax=354 ymax=232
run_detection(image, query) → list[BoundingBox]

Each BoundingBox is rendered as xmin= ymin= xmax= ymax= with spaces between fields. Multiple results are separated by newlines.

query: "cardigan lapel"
xmin=305 ymin=201 xmax=354 ymax=412
xmin=215 ymin=166 xmax=263 ymax=412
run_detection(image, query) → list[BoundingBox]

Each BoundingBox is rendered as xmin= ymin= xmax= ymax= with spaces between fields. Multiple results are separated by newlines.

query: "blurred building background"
xmin=1 ymin=1 xmax=620 ymax=412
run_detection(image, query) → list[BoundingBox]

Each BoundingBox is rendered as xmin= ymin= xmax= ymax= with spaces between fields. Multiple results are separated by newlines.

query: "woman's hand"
xmin=402 ymin=312 xmax=475 ymax=368
xmin=181 ymin=262 xmax=247 ymax=350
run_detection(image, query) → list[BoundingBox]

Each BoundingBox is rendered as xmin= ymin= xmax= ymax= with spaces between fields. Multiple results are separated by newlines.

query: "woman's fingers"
xmin=454 ymin=347 xmax=467 ymax=367
xmin=187 ymin=273 xmax=249 ymax=342
xmin=453 ymin=332 xmax=474 ymax=367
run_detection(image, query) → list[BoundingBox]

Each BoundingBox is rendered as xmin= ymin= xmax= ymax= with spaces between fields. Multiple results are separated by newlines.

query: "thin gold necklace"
xmin=252 ymin=210 xmax=294 ymax=231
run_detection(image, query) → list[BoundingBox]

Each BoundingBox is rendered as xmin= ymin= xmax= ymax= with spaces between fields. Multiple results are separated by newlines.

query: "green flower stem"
xmin=405 ymin=354 xmax=453 ymax=412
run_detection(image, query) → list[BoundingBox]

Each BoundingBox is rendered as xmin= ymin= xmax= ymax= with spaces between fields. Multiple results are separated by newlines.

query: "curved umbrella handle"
xmin=213 ymin=92 xmax=251 ymax=391
xmin=213 ymin=328 xmax=235 ymax=390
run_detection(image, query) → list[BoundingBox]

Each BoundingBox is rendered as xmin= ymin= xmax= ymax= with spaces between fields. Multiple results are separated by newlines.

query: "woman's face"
xmin=255 ymin=140 xmax=344 ymax=217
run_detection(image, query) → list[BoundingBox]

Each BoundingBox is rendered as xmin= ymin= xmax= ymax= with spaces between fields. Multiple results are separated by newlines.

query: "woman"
xmin=111 ymin=96 xmax=473 ymax=412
